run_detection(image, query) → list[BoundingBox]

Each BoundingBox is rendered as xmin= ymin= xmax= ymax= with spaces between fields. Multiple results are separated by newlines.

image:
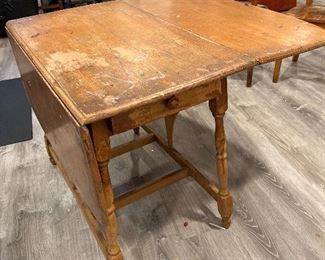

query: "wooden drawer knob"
xmin=166 ymin=96 xmax=179 ymax=109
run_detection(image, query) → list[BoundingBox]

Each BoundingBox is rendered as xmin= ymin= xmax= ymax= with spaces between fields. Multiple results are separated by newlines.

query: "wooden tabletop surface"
xmin=6 ymin=0 xmax=325 ymax=125
xmin=126 ymin=0 xmax=325 ymax=64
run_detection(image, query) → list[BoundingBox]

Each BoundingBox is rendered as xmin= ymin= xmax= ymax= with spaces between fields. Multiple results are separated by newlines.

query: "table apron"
xmin=110 ymin=80 xmax=221 ymax=135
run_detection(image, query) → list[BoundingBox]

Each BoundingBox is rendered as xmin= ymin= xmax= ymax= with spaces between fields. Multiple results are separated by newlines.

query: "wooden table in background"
xmin=6 ymin=0 xmax=325 ymax=259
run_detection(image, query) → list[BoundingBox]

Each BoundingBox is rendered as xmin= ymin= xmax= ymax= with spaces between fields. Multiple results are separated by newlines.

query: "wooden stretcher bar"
xmin=110 ymin=133 xmax=156 ymax=158
xmin=115 ymin=168 xmax=189 ymax=209
xmin=99 ymin=122 xmax=221 ymax=212
xmin=142 ymin=125 xmax=220 ymax=201
xmin=40 ymin=78 xmax=232 ymax=260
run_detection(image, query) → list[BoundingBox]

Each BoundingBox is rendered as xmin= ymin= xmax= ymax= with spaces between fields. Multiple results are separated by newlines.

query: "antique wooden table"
xmin=6 ymin=0 xmax=325 ymax=259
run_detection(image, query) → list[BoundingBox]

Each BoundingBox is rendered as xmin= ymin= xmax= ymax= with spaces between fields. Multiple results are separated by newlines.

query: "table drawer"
xmin=110 ymin=80 xmax=221 ymax=134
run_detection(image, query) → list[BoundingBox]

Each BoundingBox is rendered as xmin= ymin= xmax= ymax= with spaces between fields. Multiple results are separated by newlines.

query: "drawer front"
xmin=110 ymin=80 xmax=221 ymax=134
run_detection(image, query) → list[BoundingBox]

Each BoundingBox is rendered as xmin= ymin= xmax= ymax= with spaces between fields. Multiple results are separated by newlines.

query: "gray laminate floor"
xmin=0 ymin=35 xmax=325 ymax=260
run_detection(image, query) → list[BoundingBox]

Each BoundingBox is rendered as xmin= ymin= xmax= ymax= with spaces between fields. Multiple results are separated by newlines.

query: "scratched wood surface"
xmin=8 ymin=33 xmax=108 ymax=227
xmin=126 ymin=0 xmax=325 ymax=64
xmin=6 ymin=0 xmax=325 ymax=125
xmin=5 ymin=1 xmax=251 ymax=125
xmin=1 ymin=37 xmax=325 ymax=259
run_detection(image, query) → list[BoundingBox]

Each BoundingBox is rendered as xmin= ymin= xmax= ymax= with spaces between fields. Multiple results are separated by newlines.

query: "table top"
xmin=6 ymin=0 xmax=325 ymax=125
xmin=126 ymin=0 xmax=325 ymax=63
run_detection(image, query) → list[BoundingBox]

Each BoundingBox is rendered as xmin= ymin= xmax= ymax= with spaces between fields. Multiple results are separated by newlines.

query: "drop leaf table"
xmin=6 ymin=0 xmax=325 ymax=259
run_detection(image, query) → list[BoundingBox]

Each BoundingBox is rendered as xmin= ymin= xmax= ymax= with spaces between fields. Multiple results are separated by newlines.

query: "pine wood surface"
xmin=246 ymin=0 xmax=325 ymax=87
xmin=5 ymin=0 xmax=325 ymax=125
xmin=125 ymin=0 xmax=325 ymax=63
xmin=5 ymin=1 xmax=250 ymax=125
xmin=1 ymin=37 xmax=325 ymax=259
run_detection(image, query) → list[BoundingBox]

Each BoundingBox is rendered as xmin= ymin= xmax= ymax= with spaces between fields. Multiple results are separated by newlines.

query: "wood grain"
xmin=125 ymin=0 xmax=325 ymax=63
xmin=110 ymin=82 xmax=219 ymax=134
xmin=5 ymin=1 xmax=251 ymax=125
xmin=8 ymin=33 xmax=107 ymax=227
xmin=6 ymin=0 xmax=325 ymax=125
xmin=1 ymin=38 xmax=325 ymax=259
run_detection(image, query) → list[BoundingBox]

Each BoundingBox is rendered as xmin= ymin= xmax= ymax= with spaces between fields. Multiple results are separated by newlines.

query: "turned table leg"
xmin=209 ymin=78 xmax=233 ymax=229
xmin=92 ymin=121 xmax=123 ymax=260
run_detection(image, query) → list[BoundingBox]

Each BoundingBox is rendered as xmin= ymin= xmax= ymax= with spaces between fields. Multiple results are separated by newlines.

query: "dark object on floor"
xmin=0 ymin=78 xmax=32 ymax=146
xmin=39 ymin=0 xmax=64 ymax=13
xmin=39 ymin=0 xmax=102 ymax=13
xmin=66 ymin=0 xmax=102 ymax=8
xmin=0 ymin=0 xmax=38 ymax=37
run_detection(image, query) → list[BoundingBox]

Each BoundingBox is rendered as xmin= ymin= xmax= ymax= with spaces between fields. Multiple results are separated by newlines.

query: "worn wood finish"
xmin=110 ymin=82 xmax=218 ymax=135
xmin=89 ymin=91 xmax=234 ymax=257
xmin=7 ymin=32 xmax=107 ymax=227
xmin=1 ymin=37 xmax=325 ymax=259
xmin=248 ymin=0 xmax=325 ymax=85
xmin=6 ymin=0 xmax=325 ymax=125
xmin=125 ymin=0 xmax=325 ymax=63
xmin=91 ymin=121 xmax=123 ymax=260
xmin=6 ymin=2 xmax=234 ymax=256
xmin=125 ymin=0 xmax=325 ymax=87
xmin=5 ymin=1 xmax=252 ymax=125
xmin=164 ymin=113 xmax=178 ymax=148
xmin=208 ymin=78 xmax=233 ymax=228
xmin=4 ymin=0 xmax=325 ymax=259
xmin=2 ymin=36 xmax=228 ymax=255
xmin=92 ymin=109 xmax=228 ymax=231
